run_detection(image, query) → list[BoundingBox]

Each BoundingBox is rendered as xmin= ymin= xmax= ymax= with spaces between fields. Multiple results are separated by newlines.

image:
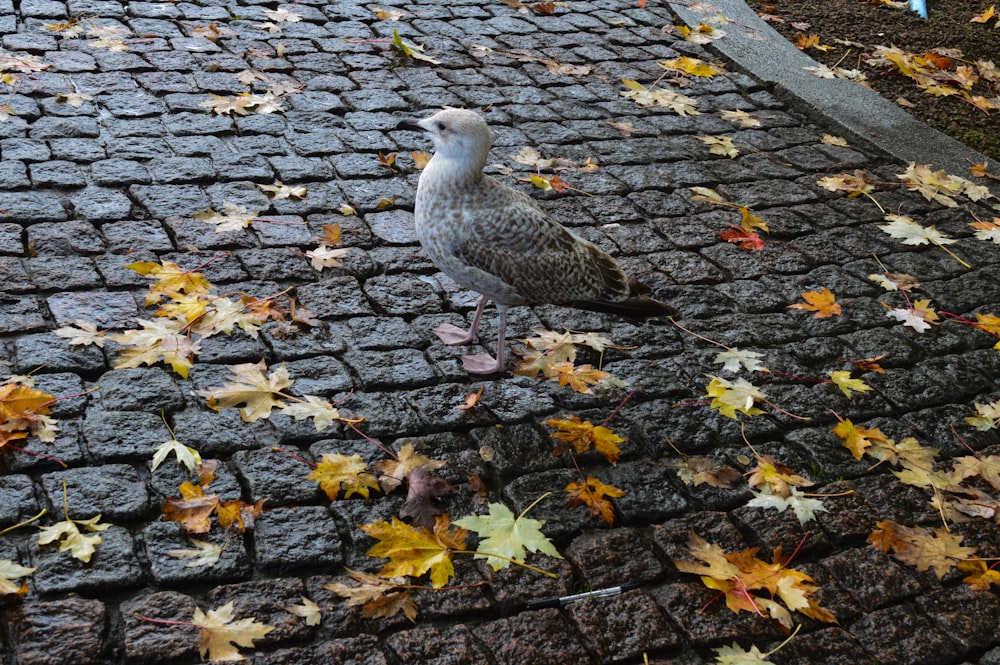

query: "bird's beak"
xmin=395 ymin=118 xmax=427 ymax=132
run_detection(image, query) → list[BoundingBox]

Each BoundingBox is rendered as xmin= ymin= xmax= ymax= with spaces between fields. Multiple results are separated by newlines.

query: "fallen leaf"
xmin=713 ymin=348 xmax=766 ymax=373
xmin=697 ymin=135 xmax=739 ymax=158
xmin=391 ymin=28 xmax=441 ymax=65
xmin=166 ymin=538 xmax=223 ymax=568
xmin=719 ymin=109 xmax=762 ymax=128
xmin=193 ymin=601 xmax=274 ymax=662
xmin=258 ymin=181 xmax=306 ymax=200
xmin=325 ymin=568 xmax=418 ymax=622
xmin=620 ymin=79 xmax=700 ymax=115
xmin=151 ymin=438 xmax=203 ymax=474
xmin=869 ymin=520 xmax=977 ymax=579
xmin=719 ymin=225 xmax=764 ymax=250
xmin=704 ymin=375 xmax=766 ymax=419
xmin=747 ymin=487 xmax=827 ymax=524
xmin=37 ymin=514 xmax=110 ymax=563
xmin=746 ymin=455 xmax=813 ymax=497
xmin=832 ymin=419 xmax=890 ymax=459
xmin=362 ymin=515 xmax=467 ymax=587
xmin=195 ymin=360 xmax=293 ymax=422
xmin=306 ymin=245 xmax=351 ymax=271
xmin=674 ymin=532 xmax=835 ymax=628
xmin=308 ymin=452 xmax=380 ymax=499
xmin=0 ymin=560 xmax=35 ymax=597
xmin=285 ymin=596 xmax=322 ymax=625
xmin=456 ymin=386 xmax=483 ymax=410
xmin=194 ymin=202 xmax=259 ymax=233
xmin=958 ymin=558 xmax=1000 ymax=591
xmin=658 ymin=56 xmax=724 ymax=77
xmin=454 ymin=500 xmax=561 ymax=570
xmin=787 ymin=287 xmax=841 ymax=318
xmin=675 ymin=456 xmax=742 ymax=488
xmin=544 ymin=415 xmax=624 ymax=464
xmin=827 ymin=370 xmax=872 ymax=399
xmin=373 ymin=442 xmax=447 ymax=494
xmin=565 ymin=476 xmax=626 ymax=524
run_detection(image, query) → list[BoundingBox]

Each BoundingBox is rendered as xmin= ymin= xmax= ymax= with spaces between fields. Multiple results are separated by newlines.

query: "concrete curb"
xmin=667 ymin=0 xmax=1000 ymax=182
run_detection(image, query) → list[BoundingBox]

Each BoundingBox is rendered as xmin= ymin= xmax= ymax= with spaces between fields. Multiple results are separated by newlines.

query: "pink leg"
xmin=431 ymin=294 xmax=488 ymax=346
xmin=460 ymin=304 xmax=507 ymax=375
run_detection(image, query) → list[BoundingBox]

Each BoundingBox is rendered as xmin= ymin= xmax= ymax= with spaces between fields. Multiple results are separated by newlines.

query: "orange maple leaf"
xmin=565 ymin=476 xmax=626 ymax=524
xmin=217 ymin=499 xmax=265 ymax=532
xmin=547 ymin=361 xmax=610 ymax=394
xmin=787 ymin=287 xmax=841 ymax=318
xmin=673 ymin=533 xmax=836 ymax=628
xmin=544 ymin=415 xmax=624 ymax=464
xmin=456 ymin=386 xmax=483 ymax=411
xmin=162 ymin=492 xmax=220 ymax=534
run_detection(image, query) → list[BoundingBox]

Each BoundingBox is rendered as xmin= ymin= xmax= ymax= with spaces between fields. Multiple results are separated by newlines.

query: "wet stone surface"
xmin=0 ymin=0 xmax=999 ymax=663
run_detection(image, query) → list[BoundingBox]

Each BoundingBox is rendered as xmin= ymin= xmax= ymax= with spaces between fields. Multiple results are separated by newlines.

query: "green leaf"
xmin=454 ymin=501 xmax=562 ymax=570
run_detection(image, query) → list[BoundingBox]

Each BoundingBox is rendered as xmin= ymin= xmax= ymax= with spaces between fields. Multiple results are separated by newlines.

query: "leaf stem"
xmin=133 ymin=613 xmax=197 ymax=628
xmin=670 ymin=319 xmax=730 ymax=350
xmin=0 ymin=508 xmax=46 ymax=536
xmin=454 ymin=549 xmax=559 ymax=578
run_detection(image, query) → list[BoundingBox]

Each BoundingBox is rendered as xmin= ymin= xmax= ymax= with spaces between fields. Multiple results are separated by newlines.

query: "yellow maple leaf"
xmin=308 ymin=453 xmax=380 ymax=499
xmin=126 ymin=260 xmax=212 ymax=304
xmin=958 ymin=558 xmax=1000 ymax=590
xmin=704 ymin=375 xmax=766 ymax=419
xmin=831 ymin=419 xmax=890 ymax=459
xmin=547 ymin=361 xmax=609 ymax=394
xmin=657 ymin=56 xmax=724 ymax=77
xmin=673 ymin=533 xmax=835 ymax=628
xmin=746 ymin=455 xmax=813 ymax=497
xmin=193 ymin=602 xmax=274 ymax=662
xmin=970 ymin=5 xmax=996 ymax=23
xmin=362 ymin=515 xmax=467 ymax=588
xmin=827 ymin=370 xmax=873 ymax=399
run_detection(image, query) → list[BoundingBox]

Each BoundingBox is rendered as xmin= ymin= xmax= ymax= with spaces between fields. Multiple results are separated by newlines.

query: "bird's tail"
xmin=570 ymin=295 xmax=677 ymax=319
xmin=570 ymin=277 xmax=676 ymax=319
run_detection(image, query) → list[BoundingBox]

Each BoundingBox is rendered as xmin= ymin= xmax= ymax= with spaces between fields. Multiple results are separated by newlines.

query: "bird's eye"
xmin=436 ymin=122 xmax=447 ymax=131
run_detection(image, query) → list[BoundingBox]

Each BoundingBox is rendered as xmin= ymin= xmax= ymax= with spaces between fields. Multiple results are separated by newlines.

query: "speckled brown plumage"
xmin=396 ymin=108 xmax=674 ymax=374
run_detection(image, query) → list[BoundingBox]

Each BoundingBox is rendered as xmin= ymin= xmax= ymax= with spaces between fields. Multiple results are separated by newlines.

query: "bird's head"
xmin=395 ymin=108 xmax=492 ymax=171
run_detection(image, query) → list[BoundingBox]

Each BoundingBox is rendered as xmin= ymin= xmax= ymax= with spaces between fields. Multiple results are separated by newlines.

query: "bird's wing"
xmin=454 ymin=186 xmax=629 ymax=304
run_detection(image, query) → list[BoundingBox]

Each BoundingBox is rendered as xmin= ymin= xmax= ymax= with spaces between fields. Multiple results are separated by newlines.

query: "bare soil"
xmin=742 ymin=0 xmax=1000 ymax=163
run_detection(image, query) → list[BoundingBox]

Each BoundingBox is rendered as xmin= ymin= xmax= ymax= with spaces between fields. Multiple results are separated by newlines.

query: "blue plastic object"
xmin=909 ymin=0 xmax=927 ymax=18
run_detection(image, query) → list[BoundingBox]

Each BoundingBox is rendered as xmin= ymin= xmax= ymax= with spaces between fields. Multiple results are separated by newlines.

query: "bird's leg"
xmin=461 ymin=304 xmax=507 ymax=375
xmin=431 ymin=294 xmax=488 ymax=346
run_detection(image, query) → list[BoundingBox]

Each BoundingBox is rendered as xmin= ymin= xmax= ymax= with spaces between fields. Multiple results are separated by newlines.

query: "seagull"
xmin=395 ymin=108 xmax=676 ymax=375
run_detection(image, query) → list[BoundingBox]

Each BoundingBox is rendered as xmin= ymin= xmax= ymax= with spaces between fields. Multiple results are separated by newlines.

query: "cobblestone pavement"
xmin=1 ymin=0 xmax=1000 ymax=663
